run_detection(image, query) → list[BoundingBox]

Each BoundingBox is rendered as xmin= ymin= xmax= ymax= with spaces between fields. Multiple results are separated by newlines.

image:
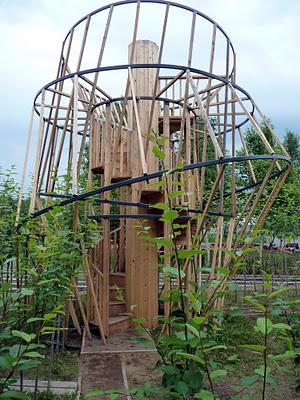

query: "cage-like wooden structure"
xmin=19 ymin=0 xmax=291 ymax=341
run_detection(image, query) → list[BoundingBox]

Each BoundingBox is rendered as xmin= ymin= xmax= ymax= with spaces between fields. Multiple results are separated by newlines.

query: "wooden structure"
xmin=18 ymin=0 xmax=291 ymax=340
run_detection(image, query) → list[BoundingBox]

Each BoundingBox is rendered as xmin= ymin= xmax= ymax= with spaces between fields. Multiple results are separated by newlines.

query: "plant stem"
xmin=199 ymin=331 xmax=214 ymax=395
xmin=262 ymin=301 xmax=268 ymax=400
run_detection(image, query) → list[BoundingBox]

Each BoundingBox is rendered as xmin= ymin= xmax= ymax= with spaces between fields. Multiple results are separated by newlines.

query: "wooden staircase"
xmin=108 ymin=272 xmax=130 ymax=335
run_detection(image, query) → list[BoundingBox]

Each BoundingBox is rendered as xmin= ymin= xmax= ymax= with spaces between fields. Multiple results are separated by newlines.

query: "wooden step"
xmin=110 ymin=272 xmax=126 ymax=287
xmin=109 ymin=301 xmax=126 ymax=317
xmin=111 ymin=176 xmax=131 ymax=183
xmin=159 ymin=116 xmax=190 ymax=134
xmin=108 ymin=315 xmax=130 ymax=335
xmin=91 ymin=166 xmax=104 ymax=175
xmin=109 ymin=286 xmax=125 ymax=301
xmin=141 ymin=189 xmax=164 ymax=204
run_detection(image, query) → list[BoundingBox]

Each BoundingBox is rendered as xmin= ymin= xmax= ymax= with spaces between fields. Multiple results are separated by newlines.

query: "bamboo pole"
xmin=187 ymin=71 xmax=224 ymax=159
xmin=71 ymin=277 xmax=92 ymax=340
xmin=72 ymin=74 xmax=79 ymax=194
xmin=81 ymin=241 xmax=106 ymax=344
xmin=16 ymin=107 xmax=34 ymax=224
xmin=30 ymin=90 xmax=45 ymax=213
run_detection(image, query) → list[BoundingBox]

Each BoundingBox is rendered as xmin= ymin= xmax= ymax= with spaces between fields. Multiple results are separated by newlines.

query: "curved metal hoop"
xmin=26 ymin=154 xmax=290 ymax=224
xmin=60 ymin=0 xmax=236 ymax=76
xmin=33 ymin=63 xmax=255 ymax=135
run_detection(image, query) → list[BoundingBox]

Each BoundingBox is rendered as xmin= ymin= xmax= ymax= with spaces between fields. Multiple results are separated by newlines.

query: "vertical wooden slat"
xmin=72 ymin=74 xmax=79 ymax=194
xmin=128 ymin=67 xmax=148 ymax=174
xmin=30 ymin=90 xmax=45 ymax=213
xmin=16 ymin=107 xmax=34 ymax=224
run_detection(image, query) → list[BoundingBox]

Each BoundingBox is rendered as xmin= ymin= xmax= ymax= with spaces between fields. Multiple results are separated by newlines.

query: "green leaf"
xmin=186 ymin=323 xmax=200 ymax=338
xmin=254 ymin=365 xmax=271 ymax=377
xmin=174 ymin=381 xmax=189 ymax=395
xmin=272 ymin=323 xmax=291 ymax=331
xmin=203 ymin=345 xmax=227 ymax=353
xmin=41 ymin=327 xmax=67 ymax=334
xmin=255 ymin=318 xmax=273 ymax=334
xmin=194 ymin=389 xmax=215 ymax=399
xmin=152 ymin=146 xmax=165 ymax=160
xmin=239 ymin=344 xmax=266 ymax=352
xmin=26 ymin=317 xmax=44 ymax=324
xmin=86 ymin=389 xmax=120 ymax=398
xmin=23 ymin=352 xmax=44 ymax=359
xmin=192 ymin=316 xmax=207 ymax=326
xmin=1 ymin=282 xmax=12 ymax=292
xmin=183 ymin=370 xmax=203 ymax=391
xmin=176 ymin=352 xmax=205 ymax=365
xmin=0 ymin=328 xmax=12 ymax=340
xmin=9 ymin=344 xmax=23 ymax=358
xmin=20 ymin=288 xmax=34 ymax=297
xmin=85 ymin=389 xmax=106 ymax=397
xmin=242 ymin=375 xmax=258 ymax=388
xmin=268 ymin=350 xmax=295 ymax=361
xmin=16 ymin=359 xmax=40 ymax=371
xmin=152 ymin=203 xmax=169 ymax=211
xmin=160 ymin=210 xmax=178 ymax=223
xmin=11 ymin=330 xmax=35 ymax=343
xmin=268 ymin=288 xmax=288 ymax=299
xmin=147 ymin=180 xmax=166 ymax=189
xmin=0 ymin=391 xmax=30 ymax=399
xmin=155 ymin=238 xmax=173 ymax=248
xmin=0 ymin=355 xmax=15 ymax=369
xmin=243 ymin=297 xmax=266 ymax=312
xmin=44 ymin=313 xmax=57 ymax=321
xmin=210 ymin=369 xmax=227 ymax=380
xmin=169 ymin=190 xmax=186 ymax=199
xmin=177 ymin=249 xmax=206 ymax=259
xmin=227 ymin=354 xmax=239 ymax=362
xmin=160 ymin=365 xmax=178 ymax=375
xmin=162 ymin=266 xmax=185 ymax=279
xmin=133 ymin=317 xmax=145 ymax=325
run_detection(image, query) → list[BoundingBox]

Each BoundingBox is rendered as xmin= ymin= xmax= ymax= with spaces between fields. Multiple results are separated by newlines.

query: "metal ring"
xmin=22 ymin=154 xmax=290 ymax=225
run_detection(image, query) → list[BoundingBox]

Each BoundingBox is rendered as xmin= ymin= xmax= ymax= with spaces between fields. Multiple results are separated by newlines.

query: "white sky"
xmin=0 ymin=0 xmax=299 ymax=177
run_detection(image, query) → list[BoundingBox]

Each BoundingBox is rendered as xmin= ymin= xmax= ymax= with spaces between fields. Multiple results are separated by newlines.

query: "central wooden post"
xmin=126 ymin=40 xmax=159 ymax=328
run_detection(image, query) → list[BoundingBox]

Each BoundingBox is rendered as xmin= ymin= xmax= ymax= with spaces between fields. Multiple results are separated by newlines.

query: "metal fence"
xmin=2 ymin=249 xmax=299 ymax=294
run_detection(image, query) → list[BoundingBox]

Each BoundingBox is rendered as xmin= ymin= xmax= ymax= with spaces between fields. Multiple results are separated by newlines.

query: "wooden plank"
xmin=102 ymin=104 xmax=112 ymax=336
xmin=187 ymin=11 xmax=197 ymax=67
xmin=238 ymin=127 xmax=257 ymax=183
xmin=230 ymin=85 xmax=274 ymax=154
xmin=255 ymin=166 xmax=291 ymax=227
xmin=163 ymin=102 xmax=171 ymax=320
xmin=72 ymin=277 xmax=92 ymax=340
xmin=16 ymin=107 xmax=34 ymax=224
xmin=146 ymin=4 xmax=170 ymax=139
xmin=128 ymin=67 xmax=148 ymax=174
xmin=234 ymin=160 xmax=276 ymax=247
xmin=72 ymin=74 xmax=79 ymax=194
xmin=156 ymin=71 xmax=185 ymax=98
xmin=68 ymin=299 xmax=82 ymax=336
xmin=30 ymin=90 xmax=45 ymax=213
xmin=253 ymin=100 xmax=290 ymax=157
xmin=81 ymin=241 xmax=106 ymax=344
xmin=234 ymin=187 xmax=257 ymax=230
xmin=76 ymin=5 xmax=114 ymax=177
xmin=109 ymin=1 xmax=141 ymax=181
xmin=187 ymin=71 xmax=224 ymax=159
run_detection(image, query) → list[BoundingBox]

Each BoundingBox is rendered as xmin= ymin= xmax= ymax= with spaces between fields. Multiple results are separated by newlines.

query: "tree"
xmin=0 ymin=167 xmax=19 ymax=264
xmin=235 ymin=122 xmax=300 ymax=242
xmin=284 ymin=130 xmax=300 ymax=173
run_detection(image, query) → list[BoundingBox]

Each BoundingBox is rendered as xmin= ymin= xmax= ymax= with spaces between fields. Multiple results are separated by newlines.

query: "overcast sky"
xmin=0 ymin=0 xmax=299 ymax=178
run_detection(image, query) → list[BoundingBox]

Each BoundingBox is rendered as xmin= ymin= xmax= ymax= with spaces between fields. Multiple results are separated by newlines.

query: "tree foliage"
xmin=236 ymin=122 xmax=300 ymax=241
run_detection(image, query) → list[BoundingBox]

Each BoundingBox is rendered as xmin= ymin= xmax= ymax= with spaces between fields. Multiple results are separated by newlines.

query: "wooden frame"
xmin=20 ymin=0 xmax=291 ymax=340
